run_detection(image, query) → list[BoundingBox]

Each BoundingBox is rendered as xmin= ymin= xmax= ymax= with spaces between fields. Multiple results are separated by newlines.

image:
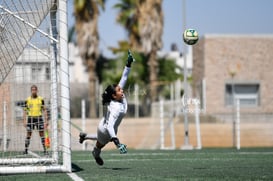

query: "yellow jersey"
xmin=25 ymin=96 xmax=45 ymax=117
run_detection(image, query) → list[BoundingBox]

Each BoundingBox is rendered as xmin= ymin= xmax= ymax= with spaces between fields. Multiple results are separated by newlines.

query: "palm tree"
xmin=74 ymin=0 xmax=106 ymax=117
xmin=114 ymin=0 xmax=141 ymax=51
xmin=138 ymin=0 xmax=163 ymax=102
xmin=114 ymin=0 xmax=163 ymax=102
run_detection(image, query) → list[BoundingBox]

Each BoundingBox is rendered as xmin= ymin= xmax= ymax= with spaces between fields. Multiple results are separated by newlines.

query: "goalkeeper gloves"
xmin=117 ymin=143 xmax=127 ymax=154
xmin=111 ymin=137 xmax=128 ymax=154
xmin=126 ymin=50 xmax=135 ymax=67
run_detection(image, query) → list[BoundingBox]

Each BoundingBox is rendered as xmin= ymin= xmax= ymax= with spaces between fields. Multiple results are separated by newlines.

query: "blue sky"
xmin=68 ymin=0 xmax=273 ymax=57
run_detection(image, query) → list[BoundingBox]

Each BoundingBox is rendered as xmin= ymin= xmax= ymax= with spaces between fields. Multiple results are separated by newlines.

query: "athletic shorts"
xmin=26 ymin=116 xmax=44 ymax=132
xmin=97 ymin=118 xmax=111 ymax=145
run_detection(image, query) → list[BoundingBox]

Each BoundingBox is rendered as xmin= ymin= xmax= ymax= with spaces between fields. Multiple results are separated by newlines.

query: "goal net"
xmin=0 ymin=0 xmax=71 ymax=174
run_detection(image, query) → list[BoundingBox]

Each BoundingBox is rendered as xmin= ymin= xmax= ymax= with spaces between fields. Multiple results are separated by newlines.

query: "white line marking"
xmin=108 ymin=152 xmax=273 ymax=156
xmin=28 ymin=150 xmax=41 ymax=158
xmin=73 ymin=151 xmax=273 ymax=164
xmin=75 ymin=158 xmax=197 ymax=163
xmin=235 ymin=152 xmax=273 ymax=155
xmin=109 ymin=152 xmax=172 ymax=156
xmin=67 ymin=173 xmax=85 ymax=181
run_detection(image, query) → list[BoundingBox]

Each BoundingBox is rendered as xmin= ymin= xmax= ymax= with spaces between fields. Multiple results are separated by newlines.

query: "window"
xmin=31 ymin=65 xmax=42 ymax=81
xmin=225 ymin=83 xmax=260 ymax=107
xmin=45 ymin=66 xmax=50 ymax=80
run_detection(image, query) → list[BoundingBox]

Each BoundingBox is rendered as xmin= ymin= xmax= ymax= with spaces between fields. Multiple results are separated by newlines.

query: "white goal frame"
xmin=0 ymin=0 xmax=71 ymax=174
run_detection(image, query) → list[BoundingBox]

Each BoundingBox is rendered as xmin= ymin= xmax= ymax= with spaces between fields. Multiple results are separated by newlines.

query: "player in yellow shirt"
xmin=23 ymin=85 xmax=48 ymax=155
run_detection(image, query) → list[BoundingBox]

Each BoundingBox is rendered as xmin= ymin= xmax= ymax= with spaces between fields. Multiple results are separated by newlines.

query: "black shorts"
xmin=26 ymin=116 xmax=44 ymax=132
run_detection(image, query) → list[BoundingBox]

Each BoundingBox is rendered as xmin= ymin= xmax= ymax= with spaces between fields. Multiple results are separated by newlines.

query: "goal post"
xmin=158 ymin=98 xmax=176 ymax=150
xmin=59 ymin=0 xmax=71 ymax=172
xmin=0 ymin=0 xmax=71 ymax=174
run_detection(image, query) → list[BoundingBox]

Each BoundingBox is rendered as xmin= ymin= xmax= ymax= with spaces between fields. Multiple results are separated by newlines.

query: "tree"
xmin=74 ymin=0 xmax=106 ymax=118
xmin=114 ymin=0 xmax=163 ymax=102
xmin=114 ymin=0 xmax=141 ymax=51
xmin=138 ymin=0 xmax=163 ymax=102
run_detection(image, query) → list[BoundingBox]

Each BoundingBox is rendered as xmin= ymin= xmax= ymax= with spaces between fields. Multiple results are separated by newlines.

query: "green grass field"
xmin=1 ymin=148 xmax=273 ymax=180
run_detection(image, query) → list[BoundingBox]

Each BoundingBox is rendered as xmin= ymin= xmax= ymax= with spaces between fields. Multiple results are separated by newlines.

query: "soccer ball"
xmin=183 ymin=29 xmax=199 ymax=45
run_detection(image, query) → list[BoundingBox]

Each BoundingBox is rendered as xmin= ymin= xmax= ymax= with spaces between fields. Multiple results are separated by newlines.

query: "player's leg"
xmin=92 ymin=141 xmax=105 ymax=166
xmin=38 ymin=130 xmax=47 ymax=154
xmin=24 ymin=118 xmax=33 ymax=154
xmin=79 ymin=132 xmax=97 ymax=143
xmin=79 ymin=117 xmax=104 ymax=143
xmin=24 ymin=131 xmax=32 ymax=154
xmin=91 ymin=125 xmax=110 ymax=166
xmin=38 ymin=117 xmax=47 ymax=154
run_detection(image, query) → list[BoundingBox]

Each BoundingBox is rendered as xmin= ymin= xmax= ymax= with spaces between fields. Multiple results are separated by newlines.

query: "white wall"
xmin=157 ymin=46 xmax=193 ymax=75
xmin=68 ymin=43 xmax=89 ymax=83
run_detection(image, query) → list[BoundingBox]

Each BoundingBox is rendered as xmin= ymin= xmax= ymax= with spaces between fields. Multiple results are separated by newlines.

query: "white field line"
xmin=28 ymin=151 xmax=85 ymax=181
xmin=28 ymin=150 xmax=41 ymax=158
xmin=73 ymin=151 xmax=273 ymax=163
xmin=107 ymin=151 xmax=273 ymax=156
xmin=67 ymin=173 xmax=85 ymax=181
xmin=109 ymin=152 xmax=175 ymax=156
xmin=76 ymin=158 xmax=191 ymax=162
xmin=233 ymin=152 xmax=273 ymax=155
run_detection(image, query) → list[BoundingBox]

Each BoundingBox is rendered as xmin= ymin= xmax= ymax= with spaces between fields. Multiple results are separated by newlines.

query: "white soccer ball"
xmin=183 ymin=29 xmax=199 ymax=45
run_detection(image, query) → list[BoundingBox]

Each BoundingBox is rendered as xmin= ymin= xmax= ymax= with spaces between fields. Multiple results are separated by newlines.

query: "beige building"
xmin=192 ymin=34 xmax=273 ymax=122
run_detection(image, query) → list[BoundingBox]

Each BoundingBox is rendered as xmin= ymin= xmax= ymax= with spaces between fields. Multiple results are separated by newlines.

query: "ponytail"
xmin=102 ymin=84 xmax=117 ymax=105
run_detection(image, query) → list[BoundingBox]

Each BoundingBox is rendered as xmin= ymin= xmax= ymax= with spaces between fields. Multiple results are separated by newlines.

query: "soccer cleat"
xmin=92 ymin=150 xmax=104 ymax=166
xmin=24 ymin=149 xmax=28 ymax=155
xmin=79 ymin=132 xmax=87 ymax=144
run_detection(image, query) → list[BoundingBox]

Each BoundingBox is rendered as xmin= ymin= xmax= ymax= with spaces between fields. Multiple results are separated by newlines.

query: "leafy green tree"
xmin=114 ymin=0 xmax=141 ymax=51
xmin=114 ymin=0 xmax=163 ymax=102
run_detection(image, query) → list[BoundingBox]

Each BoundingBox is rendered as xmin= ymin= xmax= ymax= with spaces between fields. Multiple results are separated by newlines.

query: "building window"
xmin=46 ymin=66 xmax=50 ymax=80
xmin=225 ymin=83 xmax=260 ymax=107
xmin=31 ymin=65 xmax=42 ymax=81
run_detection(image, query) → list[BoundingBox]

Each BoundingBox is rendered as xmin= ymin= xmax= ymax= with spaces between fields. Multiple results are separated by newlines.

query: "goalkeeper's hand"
xmin=117 ymin=143 xmax=127 ymax=154
xmin=126 ymin=50 xmax=135 ymax=67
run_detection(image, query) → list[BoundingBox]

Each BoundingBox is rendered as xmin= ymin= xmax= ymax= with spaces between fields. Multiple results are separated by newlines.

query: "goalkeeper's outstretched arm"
xmin=118 ymin=50 xmax=135 ymax=89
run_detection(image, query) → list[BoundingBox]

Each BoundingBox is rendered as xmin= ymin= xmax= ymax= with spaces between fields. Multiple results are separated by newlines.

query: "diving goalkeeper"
xmin=79 ymin=50 xmax=135 ymax=166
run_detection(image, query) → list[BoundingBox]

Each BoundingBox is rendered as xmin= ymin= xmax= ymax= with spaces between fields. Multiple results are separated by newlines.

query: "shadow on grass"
xmin=102 ymin=167 xmax=131 ymax=171
xmin=72 ymin=163 xmax=84 ymax=172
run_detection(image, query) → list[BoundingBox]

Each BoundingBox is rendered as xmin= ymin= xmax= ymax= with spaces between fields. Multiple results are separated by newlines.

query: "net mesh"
xmin=0 ymin=0 xmax=62 ymax=169
xmin=0 ymin=0 xmax=56 ymax=83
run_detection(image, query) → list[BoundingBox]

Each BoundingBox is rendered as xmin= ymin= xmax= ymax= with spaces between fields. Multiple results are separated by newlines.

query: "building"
xmin=192 ymin=34 xmax=273 ymax=122
xmin=157 ymin=44 xmax=193 ymax=76
xmin=68 ymin=43 xmax=88 ymax=83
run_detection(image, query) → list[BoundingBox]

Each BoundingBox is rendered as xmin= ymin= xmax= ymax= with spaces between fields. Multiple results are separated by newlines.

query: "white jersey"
xmin=97 ymin=66 xmax=130 ymax=145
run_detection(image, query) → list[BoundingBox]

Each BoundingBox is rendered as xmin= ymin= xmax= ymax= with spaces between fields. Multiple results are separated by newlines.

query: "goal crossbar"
xmin=0 ymin=5 xmax=58 ymax=43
